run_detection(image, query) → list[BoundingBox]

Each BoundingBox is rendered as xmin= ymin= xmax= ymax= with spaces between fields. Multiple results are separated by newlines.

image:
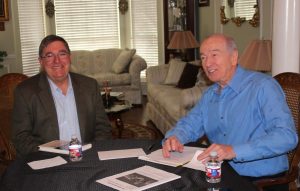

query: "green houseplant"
xmin=0 ymin=51 xmax=7 ymax=68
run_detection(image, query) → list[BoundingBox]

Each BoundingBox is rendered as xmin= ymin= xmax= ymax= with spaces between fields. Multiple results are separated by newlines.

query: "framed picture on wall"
xmin=199 ymin=0 xmax=209 ymax=7
xmin=0 ymin=0 xmax=9 ymax=21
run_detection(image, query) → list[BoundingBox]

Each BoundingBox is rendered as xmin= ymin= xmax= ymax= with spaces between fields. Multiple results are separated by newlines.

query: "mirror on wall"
xmin=220 ymin=0 xmax=259 ymax=27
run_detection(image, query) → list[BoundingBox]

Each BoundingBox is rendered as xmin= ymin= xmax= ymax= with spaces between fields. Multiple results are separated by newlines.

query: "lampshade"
xmin=239 ymin=40 xmax=272 ymax=72
xmin=167 ymin=31 xmax=199 ymax=49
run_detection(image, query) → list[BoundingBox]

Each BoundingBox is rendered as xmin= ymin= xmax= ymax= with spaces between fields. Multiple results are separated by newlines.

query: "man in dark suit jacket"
xmin=12 ymin=35 xmax=112 ymax=157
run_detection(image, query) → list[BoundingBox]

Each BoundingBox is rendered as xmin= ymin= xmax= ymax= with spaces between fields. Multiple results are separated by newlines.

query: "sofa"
xmin=70 ymin=48 xmax=147 ymax=104
xmin=146 ymin=59 xmax=211 ymax=134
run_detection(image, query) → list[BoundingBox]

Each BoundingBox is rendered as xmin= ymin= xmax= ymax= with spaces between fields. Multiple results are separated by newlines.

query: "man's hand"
xmin=197 ymin=143 xmax=236 ymax=162
xmin=162 ymin=136 xmax=184 ymax=158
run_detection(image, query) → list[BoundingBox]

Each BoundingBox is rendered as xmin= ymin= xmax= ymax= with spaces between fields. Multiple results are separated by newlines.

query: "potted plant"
xmin=0 ymin=51 xmax=7 ymax=68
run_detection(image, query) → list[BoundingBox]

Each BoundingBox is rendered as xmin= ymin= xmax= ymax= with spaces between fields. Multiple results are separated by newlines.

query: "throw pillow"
xmin=164 ymin=59 xmax=186 ymax=85
xmin=176 ymin=63 xmax=200 ymax=89
xmin=112 ymin=49 xmax=136 ymax=74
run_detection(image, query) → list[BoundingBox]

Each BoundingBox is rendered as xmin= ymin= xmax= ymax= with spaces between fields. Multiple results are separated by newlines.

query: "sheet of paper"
xmin=183 ymin=150 xmax=206 ymax=171
xmin=96 ymin=165 xmax=180 ymax=191
xmin=27 ymin=156 xmax=67 ymax=170
xmin=98 ymin=148 xmax=146 ymax=160
xmin=38 ymin=140 xmax=92 ymax=155
xmin=138 ymin=146 xmax=204 ymax=167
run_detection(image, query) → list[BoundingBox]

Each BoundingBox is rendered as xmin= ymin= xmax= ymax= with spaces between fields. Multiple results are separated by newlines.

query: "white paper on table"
xmin=27 ymin=156 xmax=67 ymax=170
xmin=98 ymin=148 xmax=146 ymax=160
xmin=138 ymin=146 xmax=204 ymax=167
xmin=38 ymin=140 xmax=92 ymax=155
xmin=96 ymin=165 xmax=180 ymax=191
xmin=183 ymin=150 xmax=206 ymax=171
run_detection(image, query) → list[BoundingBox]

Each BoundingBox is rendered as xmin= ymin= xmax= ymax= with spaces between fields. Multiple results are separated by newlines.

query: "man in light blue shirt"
xmin=162 ymin=34 xmax=298 ymax=185
xmin=48 ymin=75 xmax=82 ymax=142
xmin=12 ymin=35 xmax=112 ymax=157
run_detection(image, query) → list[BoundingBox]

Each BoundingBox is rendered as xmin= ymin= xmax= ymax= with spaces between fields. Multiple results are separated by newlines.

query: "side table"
xmin=104 ymin=99 xmax=132 ymax=138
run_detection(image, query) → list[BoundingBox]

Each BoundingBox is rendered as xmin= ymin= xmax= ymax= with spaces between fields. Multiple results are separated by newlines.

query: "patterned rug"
xmin=112 ymin=123 xmax=163 ymax=140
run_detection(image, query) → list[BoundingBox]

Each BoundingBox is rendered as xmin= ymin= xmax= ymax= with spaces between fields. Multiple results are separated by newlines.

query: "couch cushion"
xmin=70 ymin=51 xmax=93 ymax=75
xmin=147 ymin=83 xmax=183 ymax=121
xmin=91 ymin=72 xmax=131 ymax=86
xmin=164 ymin=59 xmax=186 ymax=85
xmin=93 ymin=49 xmax=123 ymax=73
xmin=112 ymin=49 xmax=136 ymax=74
xmin=176 ymin=63 xmax=199 ymax=89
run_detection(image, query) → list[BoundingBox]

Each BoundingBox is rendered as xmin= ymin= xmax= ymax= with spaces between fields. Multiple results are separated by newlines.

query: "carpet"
xmin=112 ymin=122 xmax=163 ymax=140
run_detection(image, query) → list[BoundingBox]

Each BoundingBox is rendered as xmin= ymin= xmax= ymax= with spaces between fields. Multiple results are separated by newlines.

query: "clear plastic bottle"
xmin=69 ymin=135 xmax=82 ymax=162
xmin=206 ymin=151 xmax=221 ymax=183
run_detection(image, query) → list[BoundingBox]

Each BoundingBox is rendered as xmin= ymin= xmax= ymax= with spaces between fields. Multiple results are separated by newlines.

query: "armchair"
xmin=0 ymin=73 xmax=28 ymax=171
xmin=254 ymin=72 xmax=300 ymax=191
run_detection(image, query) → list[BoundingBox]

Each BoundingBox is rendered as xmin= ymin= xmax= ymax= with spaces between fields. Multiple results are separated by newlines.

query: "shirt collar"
xmin=48 ymin=74 xmax=73 ymax=94
xmin=212 ymin=65 xmax=246 ymax=94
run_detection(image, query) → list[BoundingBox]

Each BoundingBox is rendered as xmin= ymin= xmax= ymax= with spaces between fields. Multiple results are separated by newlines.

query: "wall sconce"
xmin=239 ymin=40 xmax=272 ymax=72
xmin=45 ymin=0 xmax=55 ymax=18
xmin=119 ymin=0 xmax=128 ymax=15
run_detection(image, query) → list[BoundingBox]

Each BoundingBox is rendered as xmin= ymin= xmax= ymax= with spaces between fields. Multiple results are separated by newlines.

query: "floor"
xmin=121 ymin=95 xmax=164 ymax=140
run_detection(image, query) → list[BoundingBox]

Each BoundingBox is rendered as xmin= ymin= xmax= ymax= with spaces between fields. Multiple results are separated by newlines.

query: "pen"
xmin=147 ymin=143 xmax=155 ymax=151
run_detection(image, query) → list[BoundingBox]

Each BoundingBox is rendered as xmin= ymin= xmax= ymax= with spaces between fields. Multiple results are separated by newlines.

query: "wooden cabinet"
xmin=163 ymin=0 xmax=198 ymax=63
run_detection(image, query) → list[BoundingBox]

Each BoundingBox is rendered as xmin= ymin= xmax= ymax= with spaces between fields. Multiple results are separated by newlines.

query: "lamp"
xmin=167 ymin=30 xmax=199 ymax=61
xmin=239 ymin=40 xmax=272 ymax=72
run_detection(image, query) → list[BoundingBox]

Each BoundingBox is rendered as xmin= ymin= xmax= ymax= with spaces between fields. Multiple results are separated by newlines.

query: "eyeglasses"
xmin=41 ymin=51 xmax=70 ymax=62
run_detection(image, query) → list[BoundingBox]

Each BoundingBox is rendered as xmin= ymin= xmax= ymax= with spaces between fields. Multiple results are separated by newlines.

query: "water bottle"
xmin=69 ymin=135 xmax=82 ymax=162
xmin=206 ymin=151 xmax=221 ymax=183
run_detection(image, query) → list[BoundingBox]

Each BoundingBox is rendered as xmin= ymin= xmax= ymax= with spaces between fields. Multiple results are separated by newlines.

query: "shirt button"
xmin=223 ymin=134 xmax=226 ymax=136
xmin=220 ymin=116 xmax=223 ymax=119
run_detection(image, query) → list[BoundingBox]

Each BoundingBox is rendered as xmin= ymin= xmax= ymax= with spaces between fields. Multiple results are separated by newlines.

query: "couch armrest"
xmin=128 ymin=55 xmax=147 ymax=88
xmin=180 ymin=85 xmax=207 ymax=114
xmin=146 ymin=64 xmax=170 ymax=84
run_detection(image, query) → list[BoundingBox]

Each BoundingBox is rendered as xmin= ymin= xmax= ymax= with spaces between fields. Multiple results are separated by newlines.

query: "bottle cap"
xmin=210 ymin=151 xmax=217 ymax=157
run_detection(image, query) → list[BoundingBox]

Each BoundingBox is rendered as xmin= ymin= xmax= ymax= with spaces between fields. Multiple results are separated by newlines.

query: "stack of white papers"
xmin=38 ymin=140 xmax=92 ymax=155
xmin=139 ymin=147 xmax=206 ymax=171
xmin=97 ymin=165 xmax=180 ymax=191
xmin=98 ymin=148 xmax=146 ymax=160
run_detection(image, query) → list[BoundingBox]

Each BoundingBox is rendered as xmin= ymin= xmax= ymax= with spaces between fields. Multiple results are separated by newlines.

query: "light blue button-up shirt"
xmin=48 ymin=75 xmax=82 ymax=142
xmin=165 ymin=65 xmax=298 ymax=177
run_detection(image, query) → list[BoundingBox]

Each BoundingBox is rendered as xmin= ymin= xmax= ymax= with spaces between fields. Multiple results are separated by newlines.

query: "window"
xmin=17 ymin=0 xmax=45 ymax=76
xmin=129 ymin=0 xmax=158 ymax=75
xmin=17 ymin=0 xmax=159 ymax=77
xmin=55 ymin=0 xmax=120 ymax=50
xmin=54 ymin=0 xmax=159 ymax=78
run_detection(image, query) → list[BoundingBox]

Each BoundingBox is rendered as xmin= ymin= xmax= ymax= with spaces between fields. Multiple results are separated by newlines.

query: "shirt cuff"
xmin=232 ymin=144 xmax=252 ymax=162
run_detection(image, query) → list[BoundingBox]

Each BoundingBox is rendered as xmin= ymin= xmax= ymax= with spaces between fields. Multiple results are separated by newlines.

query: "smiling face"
xmin=39 ymin=40 xmax=71 ymax=86
xmin=200 ymin=35 xmax=238 ymax=88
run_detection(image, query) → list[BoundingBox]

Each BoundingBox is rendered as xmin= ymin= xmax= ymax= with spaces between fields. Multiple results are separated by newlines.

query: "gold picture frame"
xmin=0 ymin=0 xmax=9 ymax=21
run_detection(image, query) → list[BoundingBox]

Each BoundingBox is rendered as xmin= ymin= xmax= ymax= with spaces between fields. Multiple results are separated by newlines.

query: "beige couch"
xmin=70 ymin=48 xmax=147 ymax=104
xmin=146 ymin=59 xmax=210 ymax=134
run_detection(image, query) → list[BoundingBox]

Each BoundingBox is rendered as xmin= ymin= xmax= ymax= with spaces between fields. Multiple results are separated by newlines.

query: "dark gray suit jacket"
xmin=12 ymin=72 xmax=112 ymax=156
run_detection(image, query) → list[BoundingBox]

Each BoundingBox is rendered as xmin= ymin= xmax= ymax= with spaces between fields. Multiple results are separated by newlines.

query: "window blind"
xmin=130 ymin=0 xmax=158 ymax=77
xmin=17 ymin=0 xmax=45 ymax=76
xmin=54 ymin=0 xmax=120 ymax=50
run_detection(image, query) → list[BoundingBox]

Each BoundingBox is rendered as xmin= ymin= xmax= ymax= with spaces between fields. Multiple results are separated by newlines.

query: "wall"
xmin=199 ymin=0 xmax=273 ymax=55
xmin=0 ymin=0 xmax=273 ymax=74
